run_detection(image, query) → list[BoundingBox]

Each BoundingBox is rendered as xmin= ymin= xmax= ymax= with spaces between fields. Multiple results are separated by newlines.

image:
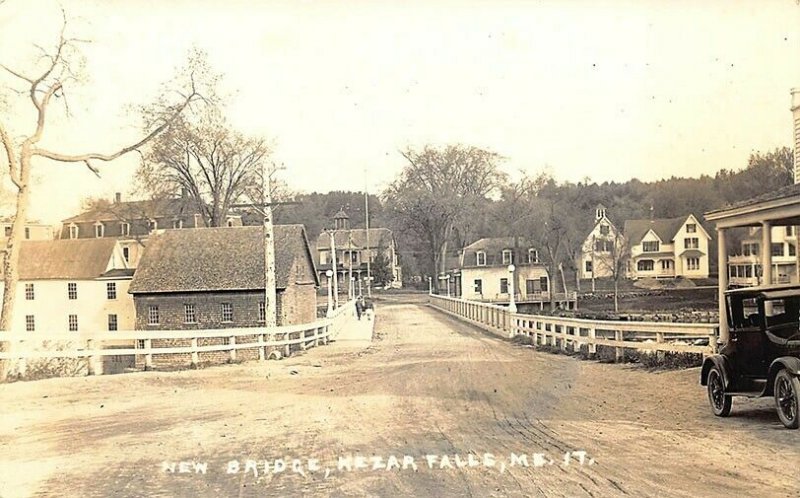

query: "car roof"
xmin=726 ymin=283 xmax=800 ymax=299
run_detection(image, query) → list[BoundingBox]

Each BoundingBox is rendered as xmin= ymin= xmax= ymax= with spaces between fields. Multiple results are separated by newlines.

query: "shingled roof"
xmin=461 ymin=237 xmax=539 ymax=268
xmin=315 ymin=228 xmax=392 ymax=250
xmin=0 ymin=239 xmax=124 ymax=280
xmin=706 ymin=183 xmax=800 ymax=216
xmin=62 ymin=197 xmax=199 ymax=223
xmin=623 ymin=216 xmax=689 ymax=244
xmin=129 ymin=225 xmax=318 ymax=294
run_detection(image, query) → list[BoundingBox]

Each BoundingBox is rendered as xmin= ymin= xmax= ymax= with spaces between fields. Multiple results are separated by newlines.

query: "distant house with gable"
xmin=624 ymin=214 xmax=711 ymax=279
xmin=60 ymin=192 xmax=243 ymax=267
xmin=0 ymin=217 xmax=53 ymax=242
xmin=0 ymin=238 xmax=135 ymax=334
xmin=455 ymin=237 xmax=550 ymax=301
xmin=578 ymin=204 xmax=623 ymax=280
xmin=315 ymin=209 xmax=402 ymax=291
xmin=129 ymin=225 xmax=319 ymax=331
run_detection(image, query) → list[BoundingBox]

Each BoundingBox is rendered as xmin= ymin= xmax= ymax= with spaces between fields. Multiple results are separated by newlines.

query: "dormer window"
xmin=528 ymin=249 xmax=539 ymax=264
xmin=120 ymin=222 xmax=130 ymax=236
xmin=68 ymin=224 xmax=79 ymax=239
xmin=476 ymin=251 xmax=487 ymax=266
xmin=686 ymin=223 xmax=697 ymax=233
xmin=643 ymin=241 xmax=659 ymax=252
xmin=502 ymin=249 xmax=513 ymax=265
xmin=94 ymin=223 xmax=104 ymax=238
xmin=599 ymin=224 xmax=610 ymax=236
xmin=148 ymin=219 xmax=158 ymax=232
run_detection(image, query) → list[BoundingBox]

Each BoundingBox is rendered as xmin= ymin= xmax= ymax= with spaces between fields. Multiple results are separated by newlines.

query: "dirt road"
xmin=1 ymin=299 xmax=798 ymax=497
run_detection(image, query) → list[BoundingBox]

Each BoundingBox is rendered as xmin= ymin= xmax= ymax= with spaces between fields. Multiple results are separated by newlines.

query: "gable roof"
xmin=460 ymin=237 xmax=539 ymax=268
xmin=1 ymin=239 xmax=122 ymax=280
xmin=129 ymin=225 xmax=319 ymax=294
xmin=315 ymin=228 xmax=392 ymax=250
xmin=623 ymin=216 xmax=689 ymax=244
xmin=62 ymin=197 xmax=200 ymax=224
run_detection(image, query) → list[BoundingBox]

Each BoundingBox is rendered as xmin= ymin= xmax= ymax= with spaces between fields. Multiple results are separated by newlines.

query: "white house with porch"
xmin=728 ymin=225 xmax=798 ymax=287
xmin=624 ymin=214 xmax=711 ymax=279
xmin=579 ymin=204 xmax=623 ymax=279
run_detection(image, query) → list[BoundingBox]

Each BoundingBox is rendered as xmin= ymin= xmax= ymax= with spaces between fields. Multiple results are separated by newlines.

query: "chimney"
xmin=792 ymin=88 xmax=800 ymax=184
xmin=114 ymin=192 xmax=121 ymax=204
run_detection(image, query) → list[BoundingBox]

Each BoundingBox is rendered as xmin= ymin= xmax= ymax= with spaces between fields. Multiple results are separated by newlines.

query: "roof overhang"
xmin=706 ymin=195 xmax=800 ymax=229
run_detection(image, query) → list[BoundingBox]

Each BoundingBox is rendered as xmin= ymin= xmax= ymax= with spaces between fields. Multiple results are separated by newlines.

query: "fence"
xmin=0 ymin=299 xmax=357 ymax=378
xmin=429 ymin=294 xmax=718 ymax=358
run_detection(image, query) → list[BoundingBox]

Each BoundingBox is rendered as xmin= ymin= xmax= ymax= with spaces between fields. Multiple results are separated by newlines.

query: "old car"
xmin=701 ymin=283 xmax=800 ymax=429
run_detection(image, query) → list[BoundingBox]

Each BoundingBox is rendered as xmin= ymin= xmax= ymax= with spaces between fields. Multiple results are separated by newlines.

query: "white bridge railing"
xmin=429 ymin=294 xmax=718 ymax=358
xmin=0 ymin=300 xmax=357 ymax=378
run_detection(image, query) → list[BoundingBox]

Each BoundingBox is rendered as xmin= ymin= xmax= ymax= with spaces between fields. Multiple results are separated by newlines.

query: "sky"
xmin=1 ymin=0 xmax=800 ymax=224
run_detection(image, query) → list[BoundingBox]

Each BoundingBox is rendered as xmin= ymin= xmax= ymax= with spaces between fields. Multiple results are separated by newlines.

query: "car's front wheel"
xmin=774 ymin=370 xmax=800 ymax=429
xmin=707 ymin=366 xmax=732 ymax=417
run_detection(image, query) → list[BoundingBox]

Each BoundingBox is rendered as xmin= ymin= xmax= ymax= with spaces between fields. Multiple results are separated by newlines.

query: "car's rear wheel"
xmin=707 ymin=367 xmax=732 ymax=417
xmin=774 ymin=370 xmax=800 ymax=429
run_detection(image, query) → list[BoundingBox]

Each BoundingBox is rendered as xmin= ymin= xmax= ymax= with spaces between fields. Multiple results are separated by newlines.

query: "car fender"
xmin=766 ymin=356 xmax=800 ymax=396
xmin=700 ymin=354 xmax=733 ymax=389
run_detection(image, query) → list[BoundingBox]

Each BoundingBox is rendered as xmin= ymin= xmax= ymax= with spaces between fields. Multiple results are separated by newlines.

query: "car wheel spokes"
xmin=777 ymin=378 xmax=797 ymax=421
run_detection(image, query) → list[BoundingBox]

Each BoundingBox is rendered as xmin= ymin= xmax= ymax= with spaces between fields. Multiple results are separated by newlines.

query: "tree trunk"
xmin=614 ymin=278 xmax=619 ymax=313
xmin=0 ymin=153 xmax=31 ymax=382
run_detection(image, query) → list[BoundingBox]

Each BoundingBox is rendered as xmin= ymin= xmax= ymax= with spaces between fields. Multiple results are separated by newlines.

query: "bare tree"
xmin=591 ymin=230 xmax=630 ymax=312
xmin=0 ymin=12 xmax=203 ymax=380
xmin=137 ymin=107 xmax=272 ymax=227
xmin=382 ymin=144 xmax=506 ymax=290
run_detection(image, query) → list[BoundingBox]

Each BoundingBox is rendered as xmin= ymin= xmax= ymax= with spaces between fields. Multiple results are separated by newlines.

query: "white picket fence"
xmin=0 ymin=299 xmax=357 ymax=377
xmin=429 ymin=294 xmax=718 ymax=359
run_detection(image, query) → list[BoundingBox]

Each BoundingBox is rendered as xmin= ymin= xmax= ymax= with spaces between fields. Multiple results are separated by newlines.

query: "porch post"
xmin=761 ymin=221 xmax=772 ymax=285
xmin=717 ymin=228 xmax=729 ymax=344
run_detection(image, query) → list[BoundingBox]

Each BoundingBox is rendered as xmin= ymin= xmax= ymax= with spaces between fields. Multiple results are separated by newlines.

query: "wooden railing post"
xmin=615 ymin=330 xmax=624 ymax=362
xmin=709 ymin=327 xmax=718 ymax=354
xmin=229 ymin=335 xmax=237 ymax=363
xmin=191 ymin=337 xmax=199 ymax=367
xmin=656 ymin=332 xmax=665 ymax=361
xmin=258 ymin=333 xmax=266 ymax=361
xmin=284 ymin=332 xmax=291 ymax=358
xmin=17 ymin=338 xmax=26 ymax=379
xmin=144 ymin=338 xmax=153 ymax=371
xmin=588 ymin=327 xmax=597 ymax=356
xmin=559 ymin=325 xmax=567 ymax=351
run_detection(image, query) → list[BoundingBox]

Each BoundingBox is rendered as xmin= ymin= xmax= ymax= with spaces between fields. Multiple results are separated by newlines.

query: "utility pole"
xmin=365 ymin=169 xmax=372 ymax=298
xmin=328 ymin=230 xmax=339 ymax=308
xmin=262 ymin=163 xmax=277 ymax=327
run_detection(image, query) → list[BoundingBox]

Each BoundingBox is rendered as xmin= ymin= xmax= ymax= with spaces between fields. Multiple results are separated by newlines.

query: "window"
xmin=25 ymin=315 xmax=34 ymax=332
xmin=594 ymin=239 xmax=612 ymax=252
xmin=502 ymin=250 xmax=513 ymax=265
xmin=585 ymin=261 xmax=593 ymax=272
xmin=661 ymin=259 xmax=673 ymax=270
xmin=184 ymin=304 xmax=196 ymax=324
xmin=94 ymin=223 xmax=104 ymax=238
xmin=172 ymin=219 xmax=183 ymax=229
xmin=24 ymin=227 xmax=30 ymax=239
xmin=67 ymin=282 xmax=77 ymax=300
xmin=637 ymin=260 xmax=654 ymax=271
xmin=476 ymin=251 xmax=486 ymax=266
xmin=147 ymin=305 xmax=159 ymax=326
xmin=320 ymin=251 xmax=329 ymax=265
xmin=599 ymin=224 xmax=610 ymax=236
xmin=221 ymin=303 xmax=233 ymax=322
xmin=772 ymin=243 xmax=785 ymax=257
xmin=787 ymin=226 xmax=794 ymax=237
xmin=227 ymin=219 xmax=234 ymax=227
xmin=526 ymin=279 xmax=540 ymax=294
xmin=350 ymin=251 xmax=359 ymax=264
xmin=642 ymin=241 xmax=659 ymax=253
xmin=25 ymin=283 xmax=34 ymax=300
xmin=474 ymin=279 xmax=483 ymax=295
xmin=148 ymin=219 xmax=158 ymax=232
xmin=258 ymin=301 xmax=266 ymax=322
xmin=122 ymin=247 xmax=130 ymax=263
xmin=500 ymin=278 xmax=509 ymax=294
xmin=68 ymin=224 xmax=78 ymax=239
xmin=791 ymin=243 xmax=797 ymax=257
xmin=108 ymin=314 xmax=118 ymax=331
xmin=743 ymin=243 xmax=759 ymax=256
xmin=106 ymin=282 xmax=117 ymax=300
xmin=686 ymin=223 xmax=697 ymax=233
xmin=687 ymin=257 xmax=700 ymax=271
xmin=528 ymin=249 xmax=539 ymax=264
xmin=68 ymin=314 xmax=78 ymax=332
xmin=120 ymin=222 xmax=130 ymax=236
xmin=539 ymin=276 xmax=549 ymax=292
xmin=684 ymin=237 xmax=699 ymax=249
xmin=3 ymin=226 xmax=10 ymax=237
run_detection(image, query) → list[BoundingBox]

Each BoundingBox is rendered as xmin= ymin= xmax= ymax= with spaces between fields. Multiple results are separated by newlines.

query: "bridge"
xmin=0 ymin=294 xmax=796 ymax=497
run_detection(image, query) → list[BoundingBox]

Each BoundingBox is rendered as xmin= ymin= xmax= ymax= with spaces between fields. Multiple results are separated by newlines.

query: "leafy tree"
xmin=371 ymin=244 xmax=394 ymax=287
